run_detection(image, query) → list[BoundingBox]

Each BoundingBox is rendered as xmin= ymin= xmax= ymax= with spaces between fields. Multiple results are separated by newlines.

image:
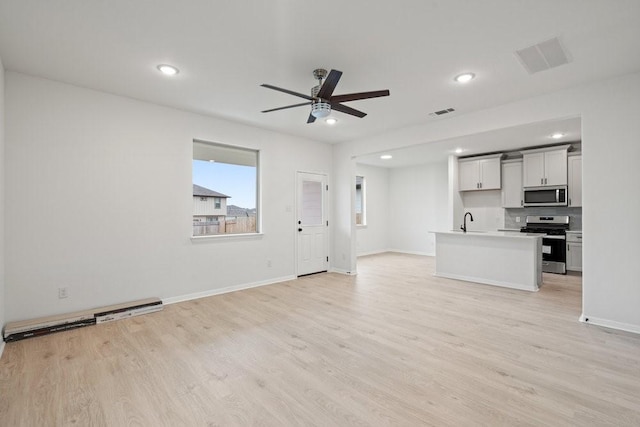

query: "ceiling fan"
xmin=261 ymin=69 xmax=390 ymax=123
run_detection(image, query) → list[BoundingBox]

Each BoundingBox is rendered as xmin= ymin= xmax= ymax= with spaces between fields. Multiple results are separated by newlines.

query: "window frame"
xmin=192 ymin=139 xmax=261 ymax=239
xmin=355 ymin=175 xmax=366 ymax=227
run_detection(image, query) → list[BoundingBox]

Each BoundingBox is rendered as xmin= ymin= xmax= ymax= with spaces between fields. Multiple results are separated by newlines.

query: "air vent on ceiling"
xmin=515 ymin=37 xmax=571 ymax=74
xmin=429 ymin=108 xmax=455 ymax=117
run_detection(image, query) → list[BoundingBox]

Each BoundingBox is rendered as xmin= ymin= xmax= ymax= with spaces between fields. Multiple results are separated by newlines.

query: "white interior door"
xmin=296 ymin=172 xmax=328 ymax=276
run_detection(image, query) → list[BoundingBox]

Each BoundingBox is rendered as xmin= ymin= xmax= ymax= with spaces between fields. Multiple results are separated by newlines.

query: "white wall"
xmin=4 ymin=72 xmax=332 ymax=322
xmin=0 ymin=56 xmax=5 ymax=350
xmin=460 ymin=190 xmax=504 ymax=232
xmin=580 ymin=74 xmax=640 ymax=332
xmin=333 ymin=72 xmax=640 ymax=334
xmin=388 ymin=162 xmax=448 ymax=256
xmin=355 ymin=163 xmax=389 ymax=256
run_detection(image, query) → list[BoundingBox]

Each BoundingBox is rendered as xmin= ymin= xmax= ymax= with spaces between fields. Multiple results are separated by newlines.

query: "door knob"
xmin=298 ymin=228 xmax=303 ymax=232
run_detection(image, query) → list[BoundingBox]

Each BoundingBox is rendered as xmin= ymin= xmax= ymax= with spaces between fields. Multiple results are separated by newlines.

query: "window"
xmin=355 ymin=175 xmax=366 ymax=226
xmin=193 ymin=140 xmax=259 ymax=236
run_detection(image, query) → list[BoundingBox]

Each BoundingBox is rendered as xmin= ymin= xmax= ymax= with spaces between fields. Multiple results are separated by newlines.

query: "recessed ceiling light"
xmin=380 ymin=154 xmax=393 ymax=160
xmin=157 ymin=64 xmax=179 ymax=76
xmin=325 ymin=117 xmax=338 ymax=125
xmin=454 ymin=73 xmax=475 ymax=83
xmin=550 ymin=132 xmax=565 ymax=139
xmin=455 ymin=148 xmax=464 ymax=154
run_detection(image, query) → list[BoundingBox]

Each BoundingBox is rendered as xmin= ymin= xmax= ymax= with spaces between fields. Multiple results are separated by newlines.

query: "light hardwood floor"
xmin=1 ymin=253 xmax=639 ymax=426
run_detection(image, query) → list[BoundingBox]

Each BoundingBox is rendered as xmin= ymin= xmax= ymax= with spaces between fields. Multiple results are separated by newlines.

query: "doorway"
xmin=296 ymin=172 xmax=329 ymax=276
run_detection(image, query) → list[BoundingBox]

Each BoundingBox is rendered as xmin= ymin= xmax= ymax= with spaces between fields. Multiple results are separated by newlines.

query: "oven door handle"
xmin=542 ymin=235 xmax=566 ymax=240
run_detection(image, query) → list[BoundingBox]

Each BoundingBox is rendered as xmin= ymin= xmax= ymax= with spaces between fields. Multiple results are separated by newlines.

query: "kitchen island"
xmin=433 ymin=231 xmax=543 ymax=291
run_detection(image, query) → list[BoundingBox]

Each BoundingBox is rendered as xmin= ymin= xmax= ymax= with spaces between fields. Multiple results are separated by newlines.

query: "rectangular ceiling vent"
xmin=515 ymin=37 xmax=571 ymax=74
xmin=429 ymin=107 xmax=455 ymax=117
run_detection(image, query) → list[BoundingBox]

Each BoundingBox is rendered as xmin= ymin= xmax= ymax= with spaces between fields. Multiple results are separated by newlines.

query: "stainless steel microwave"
xmin=523 ymin=186 xmax=568 ymax=207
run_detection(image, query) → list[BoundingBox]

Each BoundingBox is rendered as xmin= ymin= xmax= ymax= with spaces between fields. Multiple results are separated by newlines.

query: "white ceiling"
xmin=0 ymin=1 xmax=638 ymax=146
xmin=356 ymin=116 xmax=582 ymax=168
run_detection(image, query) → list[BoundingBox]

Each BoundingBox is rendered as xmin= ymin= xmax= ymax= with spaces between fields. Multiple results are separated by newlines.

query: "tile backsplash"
xmin=505 ymin=207 xmax=582 ymax=230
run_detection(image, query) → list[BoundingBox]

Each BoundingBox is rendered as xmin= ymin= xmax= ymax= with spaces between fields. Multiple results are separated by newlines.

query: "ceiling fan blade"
xmin=261 ymin=102 xmax=312 ymax=113
xmin=307 ymin=113 xmax=317 ymax=124
xmin=331 ymin=102 xmax=367 ymax=118
xmin=261 ymin=84 xmax=313 ymax=101
xmin=330 ymin=89 xmax=390 ymax=104
xmin=316 ymin=69 xmax=343 ymax=100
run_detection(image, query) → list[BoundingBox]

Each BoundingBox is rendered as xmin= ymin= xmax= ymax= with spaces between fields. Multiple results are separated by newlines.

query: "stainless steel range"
xmin=520 ymin=215 xmax=570 ymax=274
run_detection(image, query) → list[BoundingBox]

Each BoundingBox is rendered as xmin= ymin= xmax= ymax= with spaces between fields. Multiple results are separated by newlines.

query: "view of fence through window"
xmin=192 ymin=140 xmax=259 ymax=236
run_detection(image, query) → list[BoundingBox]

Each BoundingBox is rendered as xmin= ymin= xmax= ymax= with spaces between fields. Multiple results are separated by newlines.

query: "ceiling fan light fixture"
xmin=311 ymin=101 xmax=331 ymax=118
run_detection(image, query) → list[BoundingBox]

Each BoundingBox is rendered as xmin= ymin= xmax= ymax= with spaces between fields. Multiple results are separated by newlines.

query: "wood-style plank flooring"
xmin=1 ymin=253 xmax=639 ymax=426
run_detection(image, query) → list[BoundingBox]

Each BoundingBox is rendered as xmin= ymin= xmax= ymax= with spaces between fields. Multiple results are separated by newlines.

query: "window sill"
xmin=191 ymin=232 xmax=264 ymax=243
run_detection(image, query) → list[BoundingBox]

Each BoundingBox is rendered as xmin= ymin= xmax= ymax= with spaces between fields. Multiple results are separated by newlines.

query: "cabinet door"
xmin=566 ymin=242 xmax=583 ymax=272
xmin=568 ymin=155 xmax=582 ymax=207
xmin=523 ymin=152 xmax=545 ymax=187
xmin=544 ymin=150 xmax=568 ymax=185
xmin=479 ymin=157 xmax=501 ymax=190
xmin=501 ymin=161 xmax=523 ymax=208
xmin=459 ymin=160 xmax=479 ymax=191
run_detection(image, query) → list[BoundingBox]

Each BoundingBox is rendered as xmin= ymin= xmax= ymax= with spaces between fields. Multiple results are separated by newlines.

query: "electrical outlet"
xmin=516 ymin=217 xmax=521 ymax=223
xmin=58 ymin=287 xmax=69 ymax=299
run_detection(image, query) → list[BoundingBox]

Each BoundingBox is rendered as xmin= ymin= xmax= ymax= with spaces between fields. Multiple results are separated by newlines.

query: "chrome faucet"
xmin=461 ymin=212 xmax=474 ymax=233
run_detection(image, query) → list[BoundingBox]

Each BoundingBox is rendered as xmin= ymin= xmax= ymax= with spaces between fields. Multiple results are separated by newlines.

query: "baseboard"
xmin=387 ymin=249 xmax=435 ymax=257
xmin=356 ymin=249 xmax=389 ymax=257
xmin=579 ymin=314 xmax=640 ymax=335
xmin=162 ymin=275 xmax=296 ymax=305
xmin=434 ymin=272 xmax=539 ymax=292
xmin=0 ymin=341 xmax=5 ymax=360
xmin=328 ymin=268 xmax=356 ymax=275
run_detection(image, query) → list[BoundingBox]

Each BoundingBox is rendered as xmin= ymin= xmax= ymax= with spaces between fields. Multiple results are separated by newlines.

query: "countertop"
xmin=432 ymin=230 xmax=543 ymax=239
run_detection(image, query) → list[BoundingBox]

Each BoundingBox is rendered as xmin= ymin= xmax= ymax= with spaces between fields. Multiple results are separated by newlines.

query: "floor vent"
xmin=3 ymin=297 xmax=163 ymax=342
xmin=515 ymin=37 xmax=571 ymax=74
xmin=429 ymin=107 xmax=455 ymax=117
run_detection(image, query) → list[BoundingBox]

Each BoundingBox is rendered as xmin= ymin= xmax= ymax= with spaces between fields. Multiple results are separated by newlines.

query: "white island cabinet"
xmin=433 ymin=231 xmax=542 ymax=292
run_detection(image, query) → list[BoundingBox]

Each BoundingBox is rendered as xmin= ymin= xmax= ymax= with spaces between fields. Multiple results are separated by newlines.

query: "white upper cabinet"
xmin=501 ymin=160 xmax=523 ymax=208
xmin=544 ymin=149 xmax=569 ymax=185
xmin=568 ymin=154 xmax=582 ymax=207
xmin=459 ymin=160 xmax=480 ymax=191
xmin=522 ymin=146 xmax=569 ymax=187
xmin=458 ymin=154 xmax=502 ymax=191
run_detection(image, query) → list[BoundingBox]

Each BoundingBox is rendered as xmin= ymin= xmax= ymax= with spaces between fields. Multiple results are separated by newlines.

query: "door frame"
xmin=295 ymin=170 xmax=330 ymax=277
